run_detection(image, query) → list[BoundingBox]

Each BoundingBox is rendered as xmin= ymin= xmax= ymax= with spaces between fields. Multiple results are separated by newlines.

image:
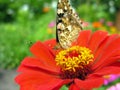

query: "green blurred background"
xmin=0 ymin=0 xmax=120 ymax=90
xmin=0 ymin=0 xmax=120 ymax=69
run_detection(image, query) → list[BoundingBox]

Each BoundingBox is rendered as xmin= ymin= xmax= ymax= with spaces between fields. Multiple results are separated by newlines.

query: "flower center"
xmin=55 ymin=46 xmax=94 ymax=79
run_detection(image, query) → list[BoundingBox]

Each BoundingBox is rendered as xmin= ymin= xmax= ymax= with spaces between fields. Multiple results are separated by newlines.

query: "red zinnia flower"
xmin=15 ymin=30 xmax=120 ymax=90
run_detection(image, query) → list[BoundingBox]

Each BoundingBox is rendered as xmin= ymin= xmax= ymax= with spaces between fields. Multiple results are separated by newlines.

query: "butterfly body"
xmin=56 ymin=0 xmax=82 ymax=49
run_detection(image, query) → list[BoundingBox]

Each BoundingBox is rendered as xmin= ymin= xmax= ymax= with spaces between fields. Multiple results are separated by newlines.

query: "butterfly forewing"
xmin=56 ymin=0 xmax=82 ymax=49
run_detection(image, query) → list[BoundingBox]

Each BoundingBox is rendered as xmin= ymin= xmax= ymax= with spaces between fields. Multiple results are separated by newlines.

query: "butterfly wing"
xmin=56 ymin=0 xmax=82 ymax=49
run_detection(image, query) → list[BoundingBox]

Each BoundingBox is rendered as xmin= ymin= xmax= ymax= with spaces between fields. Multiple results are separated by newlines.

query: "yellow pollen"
xmin=55 ymin=46 xmax=94 ymax=72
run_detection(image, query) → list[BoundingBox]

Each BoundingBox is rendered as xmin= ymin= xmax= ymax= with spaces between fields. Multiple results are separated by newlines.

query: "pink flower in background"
xmin=48 ymin=21 xmax=55 ymax=28
xmin=104 ymin=74 xmax=120 ymax=85
xmin=106 ymin=21 xmax=113 ymax=27
xmin=107 ymin=83 xmax=120 ymax=90
xmin=82 ymin=21 xmax=89 ymax=27
xmin=99 ymin=18 xmax=105 ymax=24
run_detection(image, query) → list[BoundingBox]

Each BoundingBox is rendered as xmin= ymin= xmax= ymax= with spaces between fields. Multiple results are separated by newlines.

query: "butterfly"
xmin=56 ymin=0 xmax=83 ymax=49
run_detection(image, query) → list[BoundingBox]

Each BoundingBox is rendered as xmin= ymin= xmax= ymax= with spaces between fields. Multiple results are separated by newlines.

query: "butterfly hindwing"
xmin=56 ymin=0 xmax=82 ymax=49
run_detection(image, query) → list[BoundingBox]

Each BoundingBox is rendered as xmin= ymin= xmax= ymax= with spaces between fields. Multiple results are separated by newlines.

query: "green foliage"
xmin=0 ymin=10 xmax=55 ymax=69
xmin=0 ymin=0 xmax=117 ymax=22
xmin=0 ymin=0 xmax=53 ymax=22
xmin=99 ymin=0 xmax=120 ymax=10
xmin=77 ymin=4 xmax=110 ymax=21
xmin=60 ymin=85 xmax=68 ymax=90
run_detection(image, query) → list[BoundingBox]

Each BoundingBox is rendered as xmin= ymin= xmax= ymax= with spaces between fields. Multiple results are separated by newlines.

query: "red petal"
xmin=37 ymin=78 xmax=71 ymax=90
xmin=44 ymin=39 xmax=57 ymax=56
xmin=88 ymin=30 xmax=108 ymax=54
xmin=93 ymin=36 xmax=120 ymax=70
xmin=30 ymin=41 xmax=56 ymax=68
xmin=93 ymin=65 xmax=120 ymax=75
xmin=75 ymin=76 xmax=104 ymax=89
xmin=97 ymin=55 xmax=120 ymax=69
xmin=93 ymin=34 xmax=118 ymax=62
xmin=69 ymin=84 xmax=80 ymax=90
xmin=44 ymin=39 xmax=56 ymax=49
xmin=18 ymin=57 xmax=59 ymax=74
xmin=111 ymin=62 xmax=120 ymax=66
xmin=75 ymin=30 xmax=92 ymax=47
xmin=15 ymin=71 xmax=72 ymax=90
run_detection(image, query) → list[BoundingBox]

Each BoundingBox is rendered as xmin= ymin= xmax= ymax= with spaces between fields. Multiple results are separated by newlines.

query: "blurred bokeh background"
xmin=0 ymin=0 xmax=120 ymax=90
